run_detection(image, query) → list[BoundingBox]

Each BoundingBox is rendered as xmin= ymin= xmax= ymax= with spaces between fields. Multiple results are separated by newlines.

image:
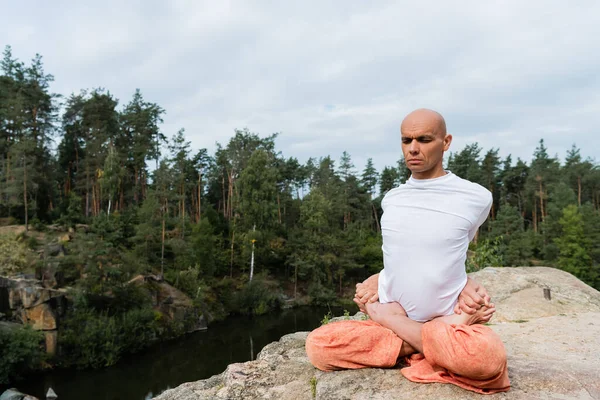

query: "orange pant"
xmin=306 ymin=319 xmax=510 ymax=394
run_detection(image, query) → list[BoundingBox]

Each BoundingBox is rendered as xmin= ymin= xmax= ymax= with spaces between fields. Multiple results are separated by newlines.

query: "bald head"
xmin=401 ymin=108 xmax=447 ymax=139
xmin=400 ymin=108 xmax=452 ymax=179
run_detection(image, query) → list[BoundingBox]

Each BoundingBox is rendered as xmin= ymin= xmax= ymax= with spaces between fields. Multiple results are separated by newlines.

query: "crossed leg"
xmin=305 ymin=302 xmax=496 ymax=371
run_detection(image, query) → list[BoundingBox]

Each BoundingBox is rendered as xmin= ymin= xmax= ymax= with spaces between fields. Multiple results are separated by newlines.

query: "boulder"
xmin=129 ymin=275 xmax=207 ymax=333
xmin=154 ymin=267 xmax=600 ymax=400
xmin=22 ymin=303 xmax=57 ymax=330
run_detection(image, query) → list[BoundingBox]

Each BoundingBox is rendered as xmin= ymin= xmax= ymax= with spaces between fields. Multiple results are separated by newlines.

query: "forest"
xmin=1 ymin=45 xmax=599 ymax=380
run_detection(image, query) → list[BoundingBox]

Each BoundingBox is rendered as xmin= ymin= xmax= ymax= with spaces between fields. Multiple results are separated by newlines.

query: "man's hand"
xmin=364 ymin=301 xmax=407 ymax=325
xmin=454 ymin=277 xmax=493 ymax=315
xmin=353 ymin=273 xmax=379 ymax=310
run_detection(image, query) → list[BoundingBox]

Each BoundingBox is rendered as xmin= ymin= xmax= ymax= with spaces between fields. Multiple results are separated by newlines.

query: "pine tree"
xmin=554 ymin=205 xmax=592 ymax=283
xmin=379 ymin=166 xmax=399 ymax=195
xmin=360 ymin=158 xmax=378 ymax=196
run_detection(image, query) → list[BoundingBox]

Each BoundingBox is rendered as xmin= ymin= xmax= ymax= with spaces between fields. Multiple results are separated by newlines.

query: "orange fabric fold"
xmin=400 ymin=320 xmax=510 ymax=394
xmin=305 ymin=319 xmax=510 ymax=394
xmin=305 ymin=319 xmax=403 ymax=371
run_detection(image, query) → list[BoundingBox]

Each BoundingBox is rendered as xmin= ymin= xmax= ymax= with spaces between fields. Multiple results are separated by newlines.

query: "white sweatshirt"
xmin=377 ymin=171 xmax=492 ymax=322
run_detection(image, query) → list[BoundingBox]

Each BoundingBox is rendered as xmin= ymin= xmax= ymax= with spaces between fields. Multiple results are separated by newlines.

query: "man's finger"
xmin=368 ymin=293 xmax=379 ymax=303
xmin=353 ymin=298 xmax=366 ymax=312
xmin=459 ymin=298 xmax=477 ymax=314
xmin=483 ymin=294 xmax=491 ymax=306
xmin=454 ymin=303 xmax=462 ymax=315
xmin=463 ymin=296 xmax=480 ymax=309
xmin=360 ymin=292 xmax=373 ymax=303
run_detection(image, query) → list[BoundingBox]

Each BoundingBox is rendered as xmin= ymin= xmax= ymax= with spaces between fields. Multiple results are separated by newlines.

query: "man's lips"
xmin=407 ymin=159 xmax=423 ymax=164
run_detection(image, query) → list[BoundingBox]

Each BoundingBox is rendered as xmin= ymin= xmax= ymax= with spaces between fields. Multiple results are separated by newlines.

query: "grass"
xmin=310 ymin=376 xmax=317 ymax=399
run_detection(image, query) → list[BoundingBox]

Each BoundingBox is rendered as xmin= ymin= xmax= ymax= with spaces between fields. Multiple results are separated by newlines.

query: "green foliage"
xmin=554 ymin=205 xmax=595 ymax=285
xmin=466 ymin=237 xmax=504 ymax=273
xmin=228 ymin=275 xmax=282 ymax=316
xmin=310 ymin=376 xmax=317 ymax=399
xmin=0 ymin=325 xmax=45 ymax=384
xmin=0 ymin=233 xmax=31 ymax=275
xmin=59 ymin=300 xmax=159 ymax=369
xmin=308 ymin=282 xmax=336 ymax=306
xmin=320 ymin=311 xmax=332 ymax=325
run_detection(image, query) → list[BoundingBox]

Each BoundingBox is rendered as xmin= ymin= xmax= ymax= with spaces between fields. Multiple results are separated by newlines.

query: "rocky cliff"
xmin=155 ymin=267 xmax=600 ymax=400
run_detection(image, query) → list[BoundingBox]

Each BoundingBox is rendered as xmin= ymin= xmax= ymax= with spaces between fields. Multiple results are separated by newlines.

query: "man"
xmin=305 ymin=109 xmax=510 ymax=394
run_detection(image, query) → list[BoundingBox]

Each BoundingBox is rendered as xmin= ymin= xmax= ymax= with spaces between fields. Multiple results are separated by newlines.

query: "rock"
xmin=154 ymin=267 xmax=600 ymax=400
xmin=44 ymin=243 xmax=66 ymax=257
xmin=23 ymin=303 xmax=57 ymax=330
xmin=44 ymin=330 xmax=58 ymax=355
xmin=0 ymin=389 xmax=39 ymax=400
xmin=469 ymin=267 xmax=600 ymax=322
xmin=128 ymin=275 xmax=207 ymax=332
xmin=2 ymin=278 xmax=64 ymax=310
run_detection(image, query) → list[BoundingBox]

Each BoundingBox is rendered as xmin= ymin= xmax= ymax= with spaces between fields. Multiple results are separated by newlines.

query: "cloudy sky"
xmin=2 ymin=1 xmax=599 ymax=172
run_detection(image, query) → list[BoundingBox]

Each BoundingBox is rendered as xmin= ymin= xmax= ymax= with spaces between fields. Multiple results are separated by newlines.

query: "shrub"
xmin=466 ymin=237 xmax=504 ymax=273
xmin=59 ymin=304 xmax=159 ymax=369
xmin=0 ymin=234 xmax=31 ymax=275
xmin=0 ymin=325 xmax=45 ymax=384
xmin=308 ymin=282 xmax=336 ymax=306
xmin=228 ymin=277 xmax=281 ymax=316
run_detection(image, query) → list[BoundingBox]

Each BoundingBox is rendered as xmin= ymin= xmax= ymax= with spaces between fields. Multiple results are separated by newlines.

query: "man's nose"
xmin=409 ymin=141 xmax=420 ymax=154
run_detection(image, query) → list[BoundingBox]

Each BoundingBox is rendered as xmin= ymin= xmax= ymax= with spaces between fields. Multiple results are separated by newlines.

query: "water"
xmin=10 ymin=306 xmax=346 ymax=400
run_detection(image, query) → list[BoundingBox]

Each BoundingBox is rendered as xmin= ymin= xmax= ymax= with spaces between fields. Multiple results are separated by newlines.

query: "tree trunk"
xmin=294 ymin=264 xmax=298 ymax=300
xmin=277 ymin=192 xmax=282 ymax=224
xmin=161 ymin=205 xmax=166 ymax=278
xmin=578 ymin=176 xmax=582 ymax=207
xmin=181 ymin=183 xmax=185 ymax=239
xmin=85 ymin=165 xmax=90 ymax=218
xmin=222 ymin=174 xmax=227 ymax=218
xmin=533 ymin=200 xmax=538 ymax=233
xmin=228 ymin=170 xmax=234 ymax=220
xmin=372 ymin=202 xmax=380 ymax=233
xmin=230 ymin=228 xmax=235 ymax=278
xmin=134 ymin=166 xmax=139 ymax=204
xmin=23 ymin=158 xmax=28 ymax=232
xmin=539 ymin=180 xmax=545 ymax=222
xmin=197 ymin=171 xmax=202 ymax=222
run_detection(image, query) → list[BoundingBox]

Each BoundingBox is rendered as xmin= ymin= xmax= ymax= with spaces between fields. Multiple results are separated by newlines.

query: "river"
xmin=11 ymin=306 xmax=347 ymax=400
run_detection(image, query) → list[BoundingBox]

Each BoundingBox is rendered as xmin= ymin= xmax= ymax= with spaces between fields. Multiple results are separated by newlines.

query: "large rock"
xmin=22 ymin=303 xmax=57 ymax=330
xmin=155 ymin=267 xmax=600 ymax=400
xmin=128 ymin=275 xmax=207 ymax=333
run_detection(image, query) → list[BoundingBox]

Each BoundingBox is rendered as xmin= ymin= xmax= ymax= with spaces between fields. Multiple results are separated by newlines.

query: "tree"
xmin=379 ymin=166 xmax=399 ymax=195
xmin=447 ymin=143 xmax=482 ymax=183
xmin=169 ymin=129 xmax=192 ymax=239
xmin=119 ymin=89 xmax=165 ymax=205
xmin=564 ymin=144 xmax=594 ymax=207
xmin=526 ymin=139 xmax=560 ymax=232
xmin=554 ymin=205 xmax=592 ymax=283
xmin=480 ymin=148 xmax=501 ymax=220
xmin=360 ymin=158 xmax=378 ymax=196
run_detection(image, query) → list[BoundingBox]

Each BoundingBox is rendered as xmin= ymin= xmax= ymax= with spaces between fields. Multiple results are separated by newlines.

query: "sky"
xmin=2 ymin=1 xmax=599 ymax=173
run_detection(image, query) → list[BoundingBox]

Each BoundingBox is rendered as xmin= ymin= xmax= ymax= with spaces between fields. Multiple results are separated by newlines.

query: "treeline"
xmin=1 ymin=45 xmax=599 ymax=302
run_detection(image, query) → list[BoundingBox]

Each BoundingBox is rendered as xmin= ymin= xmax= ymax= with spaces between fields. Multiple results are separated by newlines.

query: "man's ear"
xmin=443 ymin=134 xmax=453 ymax=151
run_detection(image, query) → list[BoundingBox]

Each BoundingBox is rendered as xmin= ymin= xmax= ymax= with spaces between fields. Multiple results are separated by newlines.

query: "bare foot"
xmin=438 ymin=303 xmax=495 ymax=326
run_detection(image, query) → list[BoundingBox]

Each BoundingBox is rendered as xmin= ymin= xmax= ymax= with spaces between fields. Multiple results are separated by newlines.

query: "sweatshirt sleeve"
xmin=468 ymin=189 xmax=493 ymax=242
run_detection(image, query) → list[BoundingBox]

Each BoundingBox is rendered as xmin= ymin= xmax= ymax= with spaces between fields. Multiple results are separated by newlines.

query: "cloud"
xmin=2 ymin=0 xmax=599 ymax=174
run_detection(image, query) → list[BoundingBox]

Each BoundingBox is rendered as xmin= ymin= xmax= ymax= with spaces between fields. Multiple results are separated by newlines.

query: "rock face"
xmin=154 ymin=267 xmax=600 ymax=400
xmin=0 ymin=277 xmax=66 ymax=355
xmin=128 ymin=275 xmax=207 ymax=333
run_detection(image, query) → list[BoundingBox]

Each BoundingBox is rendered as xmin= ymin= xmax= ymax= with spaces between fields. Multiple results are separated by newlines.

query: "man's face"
xmin=401 ymin=120 xmax=451 ymax=177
